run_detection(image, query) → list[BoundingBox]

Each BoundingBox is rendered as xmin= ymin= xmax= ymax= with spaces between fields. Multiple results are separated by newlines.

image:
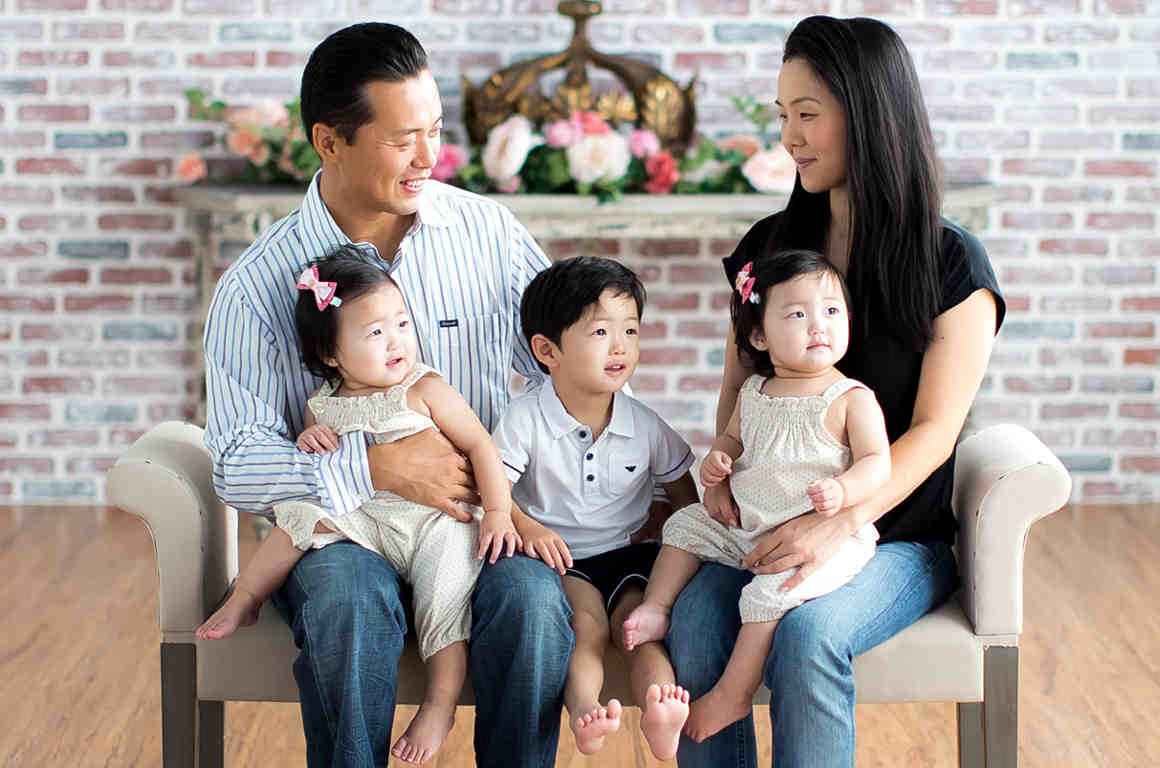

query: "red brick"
xmin=103 ymin=0 xmax=174 ymax=8
xmin=1125 ymin=348 xmax=1159 ymax=366
xmin=15 ymin=158 xmax=85 ymax=176
xmin=27 ymin=429 xmax=100 ymax=447
xmin=101 ymin=105 xmax=176 ymax=123
xmin=1001 ymin=158 xmax=1075 ymax=177
xmin=674 ymin=52 xmax=747 ymax=71
xmin=1120 ymin=403 xmax=1160 ymax=420
xmin=1084 ymin=160 xmax=1156 ymax=178
xmin=140 ymin=240 xmax=193 ymax=260
xmin=188 ymin=51 xmax=257 ymax=68
xmin=100 ymin=267 xmax=173 ymax=285
xmin=16 ymin=50 xmax=90 ymax=67
xmin=0 ymin=184 xmax=54 ymax=205
xmin=671 ymin=265 xmax=724 ymax=284
xmin=1086 ymin=212 xmax=1154 ymax=229
xmin=0 ymin=403 xmax=52 ymax=421
xmin=64 ymin=294 xmax=134 ymax=312
xmin=710 ymin=291 xmax=732 ymax=311
xmin=60 ymin=185 xmax=135 ymax=204
xmin=629 ymin=373 xmax=667 ymax=393
xmin=0 ymin=457 xmax=54 ymax=475
xmin=639 ymin=347 xmax=698 ymax=366
xmin=0 ymin=131 xmax=48 ymax=149
xmin=97 ymin=213 xmax=175 ymax=232
xmin=21 ymin=323 xmax=93 ymax=342
xmin=1039 ymin=238 xmax=1108 ymax=256
xmin=676 ymin=320 xmax=730 ymax=338
xmin=16 ymin=104 xmax=89 ymax=122
xmin=678 ymin=374 xmax=723 ymax=392
xmin=632 ymin=239 xmax=701 ymax=258
xmin=1002 ymin=211 xmax=1073 ymax=230
xmin=1042 ymin=186 xmax=1114 ymax=203
xmin=66 ymin=456 xmax=118 ymax=474
xmin=19 ymin=214 xmax=87 ymax=233
xmin=17 ymin=268 xmax=89 ymax=285
xmin=0 ymin=242 xmax=41 ymax=260
xmin=23 ymin=376 xmax=94 ymax=395
xmin=102 ymin=50 xmax=174 ymax=68
xmin=266 ymin=50 xmax=308 ymax=68
xmin=147 ymin=403 xmax=198 ymax=422
xmin=1005 ymin=295 xmax=1032 ymax=312
xmin=108 ymin=428 xmax=146 ymax=448
xmin=51 ymin=21 xmax=124 ymax=40
xmin=0 ymin=295 xmax=55 ymax=312
xmin=1086 ymin=321 xmax=1154 ymax=339
xmin=640 ymin=321 xmax=668 ymax=340
xmin=142 ymin=294 xmax=196 ymax=313
xmin=1003 ymin=375 xmax=1072 ymax=394
xmin=1123 ymin=297 xmax=1160 ymax=312
xmin=98 ymin=158 xmax=173 ymax=177
xmin=1121 ymin=456 xmax=1160 ymax=473
xmin=1040 ymin=403 xmax=1109 ymax=420
xmin=57 ymin=77 xmax=130 ymax=97
xmin=649 ymin=292 xmax=700 ymax=311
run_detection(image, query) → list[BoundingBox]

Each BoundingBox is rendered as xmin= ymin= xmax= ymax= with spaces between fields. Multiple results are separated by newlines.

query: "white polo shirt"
xmin=493 ymin=379 xmax=695 ymax=560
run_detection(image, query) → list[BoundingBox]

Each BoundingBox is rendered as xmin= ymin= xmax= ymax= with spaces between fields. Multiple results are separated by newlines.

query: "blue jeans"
xmin=274 ymin=544 xmax=574 ymax=768
xmin=666 ymin=540 xmax=959 ymax=768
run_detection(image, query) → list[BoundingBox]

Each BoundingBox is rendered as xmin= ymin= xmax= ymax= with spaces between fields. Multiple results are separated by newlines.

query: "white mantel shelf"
xmin=174 ymin=183 xmax=995 ymax=241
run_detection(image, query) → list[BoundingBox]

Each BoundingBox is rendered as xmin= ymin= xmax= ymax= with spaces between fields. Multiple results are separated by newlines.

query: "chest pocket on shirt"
xmin=435 ymin=312 xmax=504 ymax=369
xmin=606 ymin=447 xmax=647 ymax=497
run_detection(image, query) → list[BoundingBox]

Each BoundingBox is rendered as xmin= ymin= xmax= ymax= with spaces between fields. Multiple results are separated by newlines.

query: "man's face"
xmin=328 ymin=70 xmax=443 ymax=217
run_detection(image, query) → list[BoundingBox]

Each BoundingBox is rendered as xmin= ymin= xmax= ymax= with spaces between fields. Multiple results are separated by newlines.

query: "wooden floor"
xmin=2 ymin=504 xmax=1158 ymax=767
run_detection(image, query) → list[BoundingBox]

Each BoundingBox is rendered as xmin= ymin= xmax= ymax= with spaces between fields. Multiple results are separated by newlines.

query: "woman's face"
xmin=776 ymin=58 xmax=848 ymax=194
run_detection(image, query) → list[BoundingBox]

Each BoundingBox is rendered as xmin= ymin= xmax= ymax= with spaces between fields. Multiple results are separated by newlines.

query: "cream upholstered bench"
xmin=109 ymin=421 xmax=1070 ymax=768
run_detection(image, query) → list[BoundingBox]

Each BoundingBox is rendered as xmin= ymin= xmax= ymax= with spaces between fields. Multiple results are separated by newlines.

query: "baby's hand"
xmin=297 ymin=424 xmax=339 ymax=453
xmin=704 ymin=481 xmax=740 ymax=528
xmin=700 ymin=450 xmax=733 ymax=487
xmin=477 ymin=511 xmax=522 ymax=565
xmin=807 ymin=477 xmax=844 ymax=516
xmin=520 ymin=520 xmax=573 ymax=576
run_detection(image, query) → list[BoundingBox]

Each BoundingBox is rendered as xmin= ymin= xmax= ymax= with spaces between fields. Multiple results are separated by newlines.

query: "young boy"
xmin=492 ymin=256 xmax=700 ymax=760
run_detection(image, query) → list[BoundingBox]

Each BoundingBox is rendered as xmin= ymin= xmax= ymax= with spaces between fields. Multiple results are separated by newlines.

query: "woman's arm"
xmin=743 ymin=289 xmax=998 ymax=590
xmin=715 ymin=334 xmax=753 ymax=435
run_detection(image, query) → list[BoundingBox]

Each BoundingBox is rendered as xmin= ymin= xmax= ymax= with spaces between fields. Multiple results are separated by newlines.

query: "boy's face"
xmin=536 ymin=289 xmax=641 ymax=395
xmin=752 ymin=271 xmax=849 ymax=374
xmin=327 ymin=281 xmax=418 ymax=390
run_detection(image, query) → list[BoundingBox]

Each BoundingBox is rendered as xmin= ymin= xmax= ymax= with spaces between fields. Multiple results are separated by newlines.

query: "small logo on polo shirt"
xmin=438 ymin=319 xmax=459 ymax=328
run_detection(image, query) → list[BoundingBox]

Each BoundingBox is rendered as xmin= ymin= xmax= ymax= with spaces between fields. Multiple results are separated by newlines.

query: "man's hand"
xmin=297 ymin=424 xmax=339 ymax=454
xmin=741 ymin=511 xmax=853 ymax=592
xmin=703 ymin=480 xmax=740 ymax=527
xmin=367 ymin=428 xmax=478 ymax=522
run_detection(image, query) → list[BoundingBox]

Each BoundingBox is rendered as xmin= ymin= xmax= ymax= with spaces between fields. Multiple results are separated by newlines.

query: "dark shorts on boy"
xmin=565 ymin=541 xmax=660 ymax=613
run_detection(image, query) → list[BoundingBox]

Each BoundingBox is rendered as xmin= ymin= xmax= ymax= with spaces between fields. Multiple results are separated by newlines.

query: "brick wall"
xmin=0 ymin=2 xmax=1157 ymax=504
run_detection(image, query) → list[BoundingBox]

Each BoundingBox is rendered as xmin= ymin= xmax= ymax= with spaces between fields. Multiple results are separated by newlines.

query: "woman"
xmin=666 ymin=15 xmax=1006 ymax=767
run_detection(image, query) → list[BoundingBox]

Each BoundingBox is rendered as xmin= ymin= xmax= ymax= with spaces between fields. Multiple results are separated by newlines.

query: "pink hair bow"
xmin=735 ymin=261 xmax=759 ymax=305
xmin=296 ymin=265 xmax=342 ymax=311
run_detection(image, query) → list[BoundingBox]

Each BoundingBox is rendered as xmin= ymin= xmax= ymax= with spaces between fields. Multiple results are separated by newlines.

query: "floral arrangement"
xmin=179 ymin=90 xmax=796 ymax=200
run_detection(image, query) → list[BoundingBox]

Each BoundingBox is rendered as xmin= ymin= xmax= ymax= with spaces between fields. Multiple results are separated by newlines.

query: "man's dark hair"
xmin=300 ymin=22 xmax=428 ymax=148
xmin=296 ymin=245 xmax=394 ymax=382
xmin=520 ymin=256 xmax=647 ymax=374
xmin=775 ymin=16 xmax=942 ymax=351
xmin=732 ymin=249 xmax=851 ymax=377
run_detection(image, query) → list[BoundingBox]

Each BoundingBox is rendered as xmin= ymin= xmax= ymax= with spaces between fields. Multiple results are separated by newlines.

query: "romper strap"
xmin=397 ymin=362 xmax=440 ymax=392
xmin=820 ymin=377 xmax=868 ymax=405
xmin=741 ymin=374 xmax=767 ymax=395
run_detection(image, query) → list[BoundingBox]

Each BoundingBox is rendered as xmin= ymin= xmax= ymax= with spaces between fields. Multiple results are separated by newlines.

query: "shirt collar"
xmin=538 ymin=379 xmax=635 ymax=440
xmin=299 ymin=171 xmax=453 ymax=261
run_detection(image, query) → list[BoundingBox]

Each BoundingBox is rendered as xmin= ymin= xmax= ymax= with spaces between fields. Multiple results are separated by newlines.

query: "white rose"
xmin=566 ymin=132 xmax=631 ymax=185
xmin=741 ymin=145 xmax=797 ymax=194
xmin=482 ymin=115 xmax=539 ymax=185
xmin=682 ymin=158 xmax=730 ymax=184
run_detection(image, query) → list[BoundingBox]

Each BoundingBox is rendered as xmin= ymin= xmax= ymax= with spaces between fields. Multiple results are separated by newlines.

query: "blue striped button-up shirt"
xmin=203 ymin=172 xmax=550 ymax=518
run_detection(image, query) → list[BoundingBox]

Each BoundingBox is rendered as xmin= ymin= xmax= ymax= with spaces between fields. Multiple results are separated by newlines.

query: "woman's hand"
xmin=519 ymin=518 xmax=573 ymax=576
xmin=703 ymin=479 xmax=740 ymax=528
xmin=477 ymin=511 xmax=522 ymax=564
xmin=297 ymin=424 xmax=339 ymax=453
xmin=741 ymin=511 xmax=854 ymax=592
xmin=700 ymin=450 xmax=734 ymax=487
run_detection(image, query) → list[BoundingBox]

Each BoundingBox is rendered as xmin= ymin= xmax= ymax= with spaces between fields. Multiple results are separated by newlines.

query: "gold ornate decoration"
xmin=462 ymin=0 xmax=697 ymax=154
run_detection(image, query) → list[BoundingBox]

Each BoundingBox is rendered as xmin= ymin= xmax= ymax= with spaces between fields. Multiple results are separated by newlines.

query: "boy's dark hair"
xmin=520 ymin=256 xmax=647 ymax=375
xmin=300 ymin=23 xmax=428 ymax=148
xmin=295 ymin=245 xmax=394 ymax=381
xmin=732 ymin=249 xmax=851 ymax=377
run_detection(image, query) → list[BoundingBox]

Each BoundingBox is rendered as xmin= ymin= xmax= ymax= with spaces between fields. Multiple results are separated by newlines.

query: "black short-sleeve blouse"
xmin=723 ymin=213 xmax=1006 ymax=544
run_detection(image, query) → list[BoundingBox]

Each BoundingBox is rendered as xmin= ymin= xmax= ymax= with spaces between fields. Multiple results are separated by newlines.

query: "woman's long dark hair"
xmin=775 ymin=16 xmax=942 ymax=351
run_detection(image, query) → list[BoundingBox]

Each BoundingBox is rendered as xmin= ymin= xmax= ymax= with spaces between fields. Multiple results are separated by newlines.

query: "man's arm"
xmin=203 ymin=279 xmax=374 ymax=516
xmin=506 ymin=214 xmax=551 ymax=386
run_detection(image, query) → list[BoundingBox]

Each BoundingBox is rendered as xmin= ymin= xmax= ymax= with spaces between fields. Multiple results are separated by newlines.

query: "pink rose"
xmin=629 ymin=128 xmax=660 ymax=159
xmin=577 ymin=110 xmax=611 ymax=136
xmin=249 ymin=143 xmax=270 ymax=167
xmin=741 ymin=145 xmax=797 ymax=194
xmin=432 ymin=143 xmax=469 ymax=182
xmin=497 ymin=175 xmax=522 ymax=194
xmin=545 ymin=119 xmax=581 ymax=148
xmin=176 ymin=153 xmax=207 ymax=183
xmin=644 ymin=151 xmax=679 ymax=194
xmin=718 ymin=133 xmax=762 ymax=159
xmin=227 ymin=127 xmax=262 ymax=158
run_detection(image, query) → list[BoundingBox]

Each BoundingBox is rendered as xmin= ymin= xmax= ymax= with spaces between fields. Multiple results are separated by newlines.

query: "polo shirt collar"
xmin=538 ymin=379 xmax=635 ymax=440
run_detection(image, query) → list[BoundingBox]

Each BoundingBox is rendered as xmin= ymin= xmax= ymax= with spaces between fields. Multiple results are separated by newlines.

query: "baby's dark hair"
xmin=520 ymin=256 xmax=646 ymax=374
xmin=295 ymin=244 xmax=395 ymax=381
xmin=732 ymin=249 xmax=851 ymax=377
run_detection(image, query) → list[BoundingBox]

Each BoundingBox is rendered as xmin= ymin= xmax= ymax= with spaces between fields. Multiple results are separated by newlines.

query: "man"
xmin=203 ymin=23 xmax=572 ymax=767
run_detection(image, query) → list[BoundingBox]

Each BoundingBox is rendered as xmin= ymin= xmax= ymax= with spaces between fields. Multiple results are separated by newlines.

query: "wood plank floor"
xmin=2 ymin=504 xmax=1158 ymax=767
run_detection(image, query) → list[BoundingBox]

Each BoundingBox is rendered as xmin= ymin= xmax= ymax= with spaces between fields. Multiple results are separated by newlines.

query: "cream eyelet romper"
xmin=274 ymin=363 xmax=481 ymax=661
xmin=663 ymin=374 xmax=880 ymax=624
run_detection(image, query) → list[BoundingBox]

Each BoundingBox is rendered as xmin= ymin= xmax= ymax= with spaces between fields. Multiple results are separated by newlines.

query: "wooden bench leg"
xmin=984 ymin=646 xmax=1019 ymax=768
xmin=957 ymin=702 xmax=985 ymax=768
xmin=198 ymin=701 xmax=224 ymax=768
xmin=160 ymin=643 xmax=197 ymax=768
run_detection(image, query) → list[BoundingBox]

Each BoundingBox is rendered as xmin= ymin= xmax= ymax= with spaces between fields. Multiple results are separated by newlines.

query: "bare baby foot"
xmin=622 ymin=602 xmax=670 ymax=651
xmin=571 ymin=699 xmax=623 ymax=755
xmin=390 ymin=702 xmax=455 ymax=765
xmin=683 ymin=687 xmax=752 ymax=743
xmin=641 ymin=683 xmax=690 ymax=760
xmin=194 ymin=588 xmax=260 ymax=641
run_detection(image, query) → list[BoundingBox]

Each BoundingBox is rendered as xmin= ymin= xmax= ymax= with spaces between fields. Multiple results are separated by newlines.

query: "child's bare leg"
xmin=391 ymin=641 xmax=464 ymax=765
xmin=622 ymin=545 xmax=701 ymax=651
xmin=195 ymin=525 xmax=305 ymax=640
xmin=610 ymin=588 xmax=689 ymax=760
xmin=562 ymin=577 xmax=622 ymax=755
xmin=684 ymin=619 xmax=777 ymax=742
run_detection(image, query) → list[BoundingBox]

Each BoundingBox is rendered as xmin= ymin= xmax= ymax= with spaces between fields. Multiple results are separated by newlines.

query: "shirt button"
xmin=586 ymin=453 xmax=594 ymax=460
xmin=586 ymin=474 xmax=595 ymax=482
xmin=579 ymin=431 xmax=587 ymax=439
